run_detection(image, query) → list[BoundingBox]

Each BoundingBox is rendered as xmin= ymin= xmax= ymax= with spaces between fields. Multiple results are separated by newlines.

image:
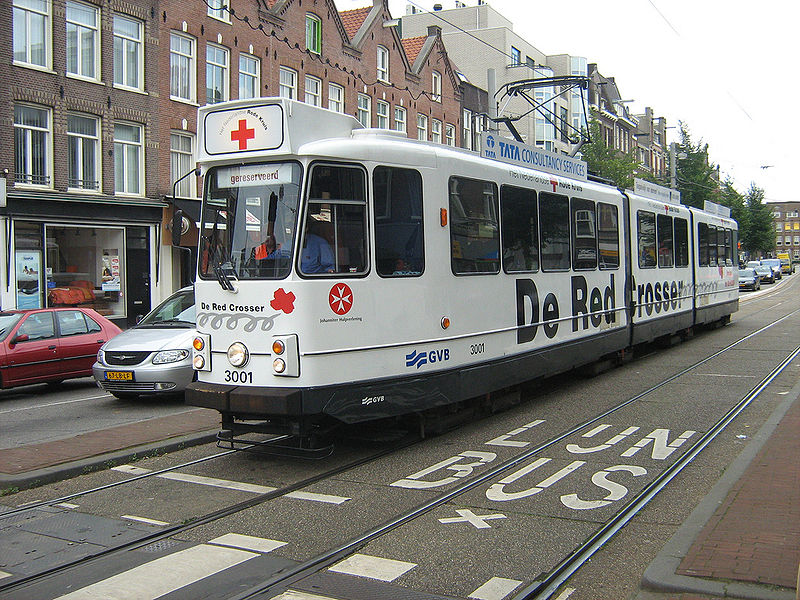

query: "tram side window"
xmin=637 ymin=211 xmax=657 ymax=268
xmin=449 ymin=176 xmax=500 ymax=274
xmin=708 ymin=225 xmax=717 ymax=266
xmin=657 ymin=214 xmax=674 ymax=267
xmin=698 ymin=222 xmax=709 ymax=266
xmin=539 ymin=192 xmax=570 ymax=271
xmin=302 ymin=164 xmax=368 ymax=275
xmin=501 ymin=185 xmax=538 ymax=273
xmin=731 ymin=230 xmax=738 ymax=265
xmin=373 ymin=166 xmax=424 ymax=277
xmin=598 ymin=202 xmax=619 ymax=270
xmin=721 ymin=228 xmax=731 ymax=266
xmin=571 ymin=198 xmax=597 ymax=270
xmin=674 ymin=217 xmax=689 ymax=267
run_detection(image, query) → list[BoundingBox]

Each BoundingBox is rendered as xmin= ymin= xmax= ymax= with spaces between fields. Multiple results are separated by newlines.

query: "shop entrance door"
xmin=126 ymin=226 xmax=151 ymax=328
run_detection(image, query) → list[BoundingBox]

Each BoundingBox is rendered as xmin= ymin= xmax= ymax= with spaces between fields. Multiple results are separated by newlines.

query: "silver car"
xmin=93 ymin=287 xmax=195 ymax=399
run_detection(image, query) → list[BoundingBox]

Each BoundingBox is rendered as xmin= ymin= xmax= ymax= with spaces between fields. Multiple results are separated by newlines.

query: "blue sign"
xmin=481 ymin=133 xmax=588 ymax=181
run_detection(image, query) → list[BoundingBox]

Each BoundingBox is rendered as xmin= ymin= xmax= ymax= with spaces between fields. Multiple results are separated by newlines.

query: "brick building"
xmin=769 ymin=201 xmax=800 ymax=263
xmin=1 ymin=0 xmax=468 ymax=319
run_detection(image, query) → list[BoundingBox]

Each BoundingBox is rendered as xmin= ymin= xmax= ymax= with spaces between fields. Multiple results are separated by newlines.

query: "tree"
xmin=580 ymin=112 xmax=639 ymax=189
xmin=741 ymin=183 xmax=775 ymax=256
xmin=671 ymin=122 xmax=719 ymax=209
xmin=718 ymin=177 xmax=748 ymax=256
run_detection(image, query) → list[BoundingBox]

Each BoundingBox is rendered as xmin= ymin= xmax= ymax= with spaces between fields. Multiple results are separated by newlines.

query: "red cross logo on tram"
xmin=230 ymin=119 xmax=255 ymax=150
xmin=329 ymin=283 xmax=353 ymax=315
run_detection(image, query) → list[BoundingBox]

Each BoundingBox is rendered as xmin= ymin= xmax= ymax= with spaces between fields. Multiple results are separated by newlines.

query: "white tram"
xmin=181 ymin=98 xmax=737 ymax=449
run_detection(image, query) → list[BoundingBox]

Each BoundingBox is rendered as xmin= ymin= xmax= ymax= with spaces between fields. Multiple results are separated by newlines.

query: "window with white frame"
xmin=357 ymin=94 xmax=371 ymax=127
xmin=445 ymin=123 xmax=456 ymax=146
xmin=431 ymin=70 xmax=442 ymax=102
xmin=417 ymin=113 xmax=428 ymax=141
xmin=394 ymin=106 xmax=406 ymax=134
xmin=13 ymin=0 xmax=51 ymax=69
xmin=206 ymin=43 xmax=229 ymax=104
xmin=794 ymin=236 xmax=800 ymax=245
xmin=377 ymin=45 xmax=389 ymax=82
xmin=306 ymin=13 xmax=321 ymax=54
xmin=67 ymin=113 xmax=100 ymax=191
xmin=207 ymin=0 xmax=229 ymax=22
xmin=432 ymin=119 xmax=442 ymax=143
xmin=376 ymin=100 xmax=389 ymax=129
xmin=776 ymin=223 xmax=783 ymax=231
xmin=305 ymin=75 xmax=321 ymax=106
xmin=170 ymin=32 xmax=195 ymax=102
xmin=239 ymin=53 xmax=259 ymax=99
xmin=14 ymin=104 xmax=51 ymax=186
xmin=171 ymin=132 xmax=196 ymax=198
xmin=328 ymin=83 xmax=344 ymax=112
xmin=66 ymin=1 xmax=99 ymax=80
xmin=279 ymin=67 xmax=297 ymax=99
xmin=113 ymin=122 xmax=144 ymax=196
xmin=113 ymin=14 xmax=143 ymax=90
xmin=462 ymin=108 xmax=473 ymax=150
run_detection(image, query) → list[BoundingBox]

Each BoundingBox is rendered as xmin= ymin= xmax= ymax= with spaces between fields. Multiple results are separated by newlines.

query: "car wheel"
xmin=111 ymin=392 xmax=139 ymax=400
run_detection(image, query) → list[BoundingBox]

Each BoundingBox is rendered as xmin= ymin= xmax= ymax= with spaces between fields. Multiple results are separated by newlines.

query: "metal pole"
xmin=670 ymin=142 xmax=677 ymax=189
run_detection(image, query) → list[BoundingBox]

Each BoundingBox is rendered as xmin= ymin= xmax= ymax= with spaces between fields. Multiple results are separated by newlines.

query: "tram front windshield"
xmin=199 ymin=162 xmax=301 ymax=281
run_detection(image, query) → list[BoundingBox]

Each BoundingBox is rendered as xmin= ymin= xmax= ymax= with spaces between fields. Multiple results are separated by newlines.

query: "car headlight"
xmin=97 ymin=348 xmax=105 ymax=365
xmin=152 ymin=349 xmax=190 ymax=364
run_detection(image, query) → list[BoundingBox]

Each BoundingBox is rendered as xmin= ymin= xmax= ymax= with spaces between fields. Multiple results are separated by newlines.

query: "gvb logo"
xmin=406 ymin=348 xmax=450 ymax=369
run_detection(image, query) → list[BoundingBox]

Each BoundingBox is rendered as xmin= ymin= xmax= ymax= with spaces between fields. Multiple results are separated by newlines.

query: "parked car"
xmin=738 ymin=268 xmax=761 ymax=291
xmin=759 ymin=258 xmax=782 ymax=280
xmin=753 ymin=264 xmax=774 ymax=283
xmin=93 ymin=287 xmax=195 ymax=399
xmin=0 ymin=307 xmax=122 ymax=390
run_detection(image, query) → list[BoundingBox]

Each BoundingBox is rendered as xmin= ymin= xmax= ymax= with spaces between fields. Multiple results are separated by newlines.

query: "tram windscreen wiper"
xmin=212 ymin=262 xmax=235 ymax=291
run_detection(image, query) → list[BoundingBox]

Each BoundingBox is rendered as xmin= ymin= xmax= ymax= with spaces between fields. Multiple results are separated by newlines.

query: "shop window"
xmin=45 ymin=226 xmax=126 ymax=318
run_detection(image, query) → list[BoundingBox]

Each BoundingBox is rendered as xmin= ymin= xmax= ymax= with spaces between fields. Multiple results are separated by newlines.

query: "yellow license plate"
xmin=105 ymin=371 xmax=134 ymax=381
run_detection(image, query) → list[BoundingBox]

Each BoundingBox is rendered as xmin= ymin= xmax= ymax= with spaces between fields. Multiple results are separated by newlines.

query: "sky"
xmin=334 ymin=0 xmax=798 ymax=203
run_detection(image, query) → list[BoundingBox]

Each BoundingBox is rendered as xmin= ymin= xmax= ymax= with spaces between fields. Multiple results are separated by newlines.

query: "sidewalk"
xmin=0 ymin=409 xmax=219 ymax=491
xmin=639 ymin=379 xmax=800 ymax=600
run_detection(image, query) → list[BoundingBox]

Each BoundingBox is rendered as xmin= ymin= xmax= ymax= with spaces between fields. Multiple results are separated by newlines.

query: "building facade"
xmin=400 ymin=2 xmax=587 ymax=155
xmin=2 ymin=0 xmax=466 ymax=319
xmin=769 ymin=202 xmax=800 ymax=262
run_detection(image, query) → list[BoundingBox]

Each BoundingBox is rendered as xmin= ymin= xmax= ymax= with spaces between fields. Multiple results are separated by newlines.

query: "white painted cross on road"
xmin=439 ymin=509 xmax=506 ymax=529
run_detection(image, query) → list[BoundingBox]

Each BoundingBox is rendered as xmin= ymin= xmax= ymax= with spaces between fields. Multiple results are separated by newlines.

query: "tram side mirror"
xmin=171 ymin=209 xmax=185 ymax=246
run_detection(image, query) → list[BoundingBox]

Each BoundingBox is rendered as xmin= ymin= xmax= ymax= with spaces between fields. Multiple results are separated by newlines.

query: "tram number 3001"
xmin=470 ymin=343 xmax=485 ymax=355
xmin=225 ymin=370 xmax=253 ymax=384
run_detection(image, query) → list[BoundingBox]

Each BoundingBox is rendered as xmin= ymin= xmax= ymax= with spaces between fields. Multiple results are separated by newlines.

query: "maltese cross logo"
xmin=329 ymin=283 xmax=353 ymax=315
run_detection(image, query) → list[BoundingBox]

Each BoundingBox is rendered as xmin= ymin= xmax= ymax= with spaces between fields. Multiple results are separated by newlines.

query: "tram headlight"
xmin=273 ymin=358 xmax=286 ymax=373
xmin=193 ymin=355 xmax=206 ymax=370
xmin=227 ymin=342 xmax=249 ymax=367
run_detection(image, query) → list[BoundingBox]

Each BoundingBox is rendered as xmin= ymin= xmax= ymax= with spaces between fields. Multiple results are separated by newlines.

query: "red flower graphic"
xmin=271 ymin=288 xmax=296 ymax=314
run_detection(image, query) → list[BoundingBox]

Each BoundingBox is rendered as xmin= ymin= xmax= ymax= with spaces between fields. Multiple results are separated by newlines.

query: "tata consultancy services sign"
xmin=480 ymin=132 xmax=587 ymax=181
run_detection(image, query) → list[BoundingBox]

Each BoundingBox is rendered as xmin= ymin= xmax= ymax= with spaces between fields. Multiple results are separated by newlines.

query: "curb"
xmin=639 ymin=377 xmax=800 ymax=600
xmin=0 ymin=430 xmax=218 ymax=493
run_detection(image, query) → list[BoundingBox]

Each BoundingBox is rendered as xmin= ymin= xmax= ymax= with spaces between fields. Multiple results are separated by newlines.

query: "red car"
xmin=0 ymin=308 xmax=122 ymax=390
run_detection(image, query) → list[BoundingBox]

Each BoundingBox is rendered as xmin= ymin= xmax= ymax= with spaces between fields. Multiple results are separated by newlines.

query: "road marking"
xmin=122 ymin=515 xmax=169 ymax=526
xmin=55 ymin=503 xmax=79 ymax=509
xmin=111 ymin=466 xmax=350 ymax=504
xmin=328 ymin=554 xmax=416 ymax=582
xmin=0 ymin=394 xmax=112 ymax=415
xmin=553 ymin=588 xmax=576 ymax=600
xmin=208 ymin=533 xmax=286 ymax=554
xmin=53 ymin=544 xmax=258 ymax=599
xmin=439 ymin=508 xmax=507 ymax=529
xmin=468 ymin=577 xmax=523 ymax=599
xmin=270 ymin=592 xmax=338 ymax=600
xmin=0 ymin=570 xmax=11 ymax=580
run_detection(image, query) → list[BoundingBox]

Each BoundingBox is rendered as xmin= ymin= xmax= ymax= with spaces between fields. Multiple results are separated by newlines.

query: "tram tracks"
xmin=224 ymin=308 xmax=800 ymax=599
xmin=3 ymin=305 xmax=799 ymax=599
